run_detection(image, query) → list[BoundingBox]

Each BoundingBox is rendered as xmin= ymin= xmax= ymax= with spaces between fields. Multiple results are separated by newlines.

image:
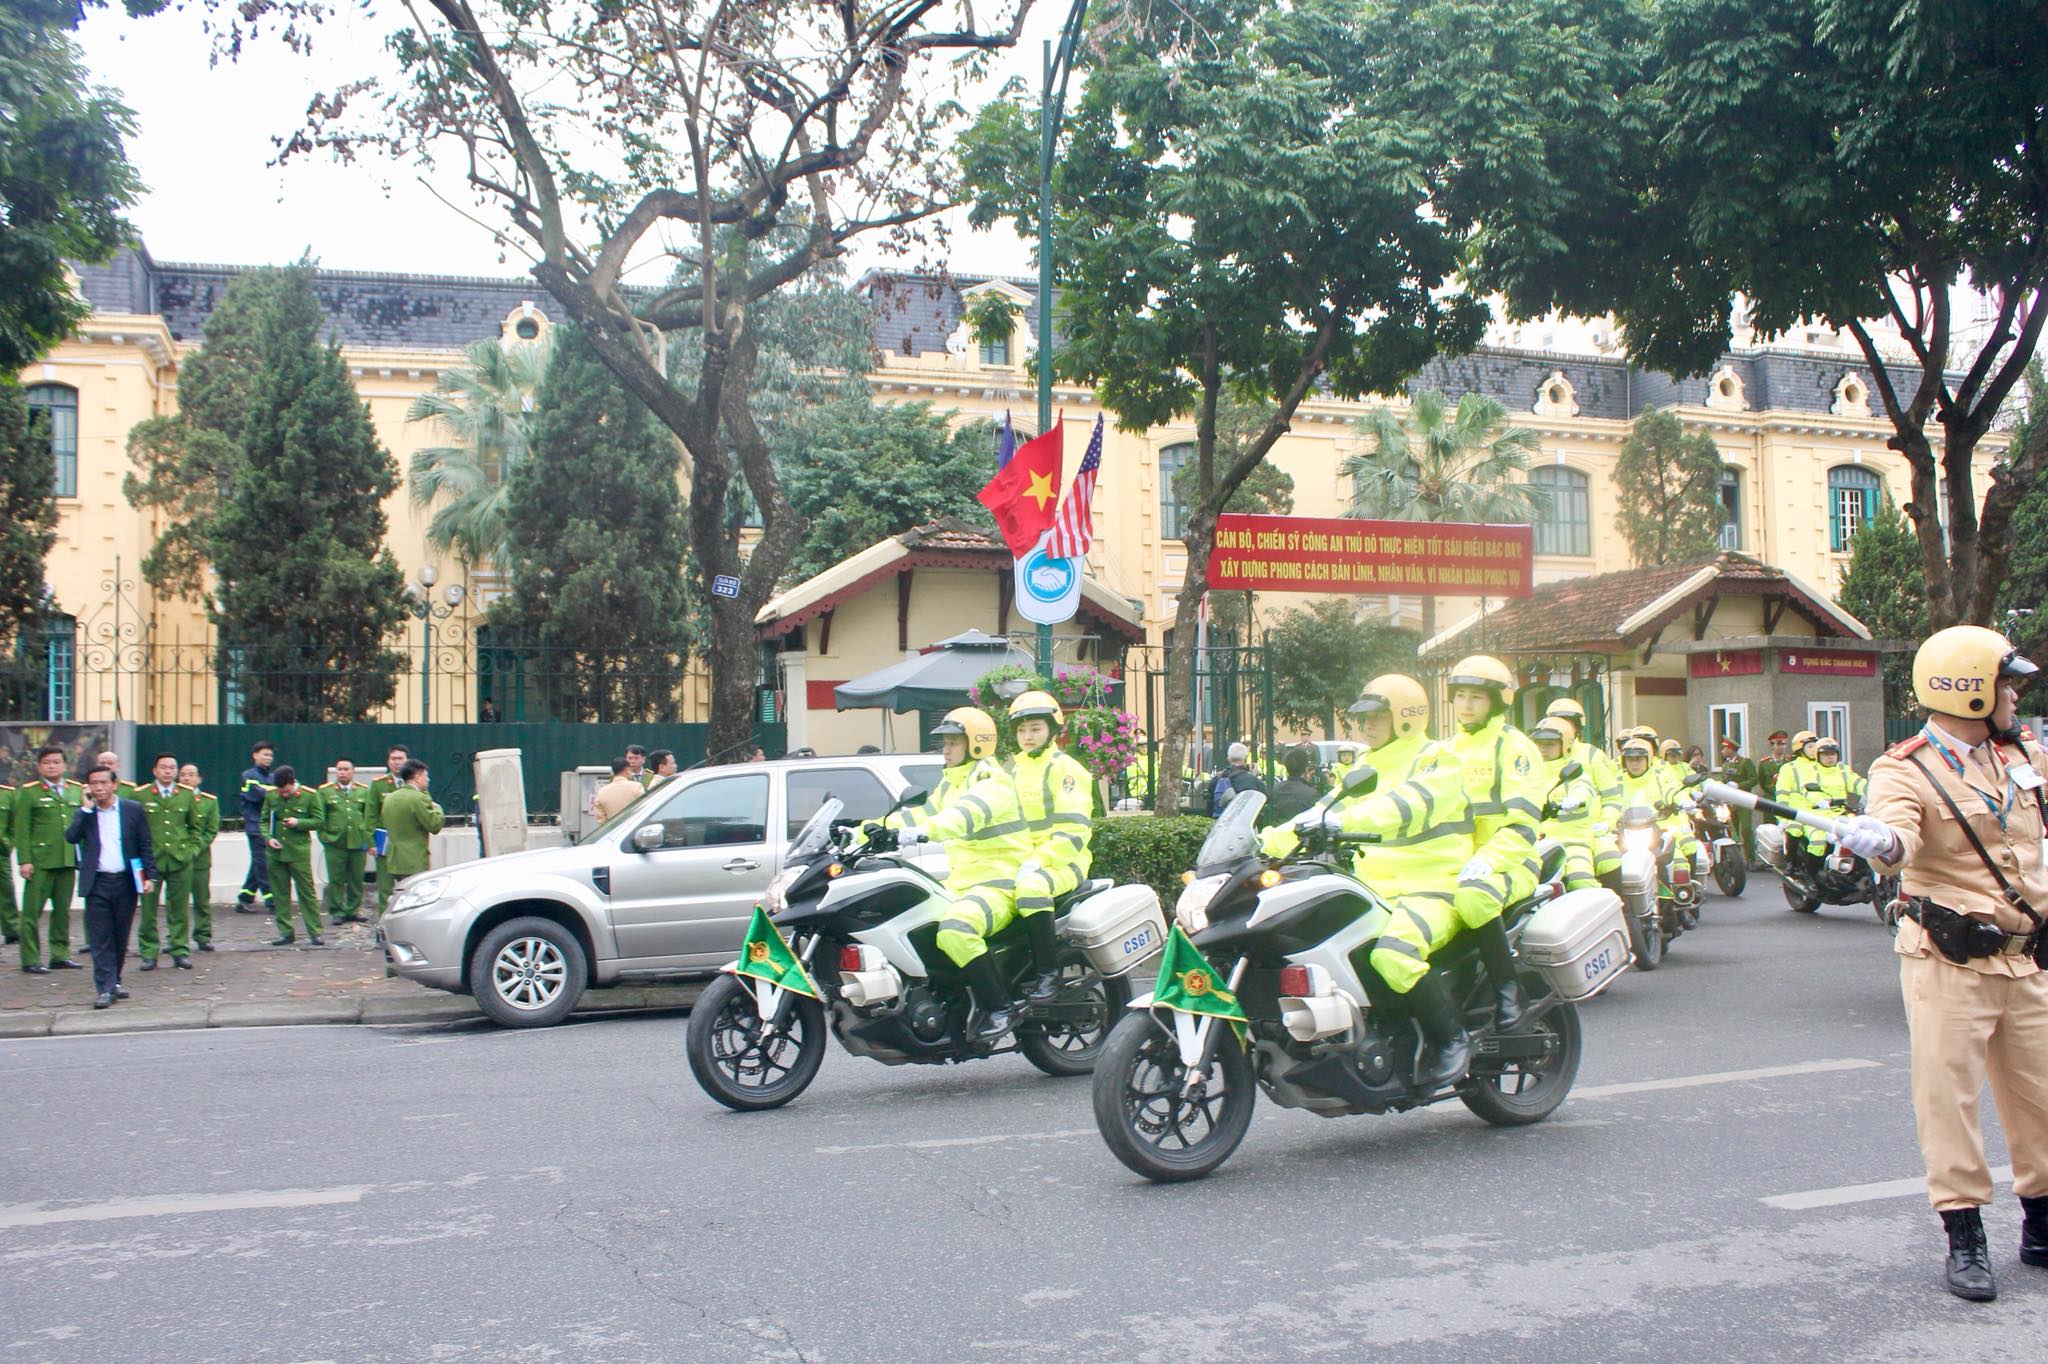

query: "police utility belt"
xmin=1903 ymin=748 xmax=2048 ymax=968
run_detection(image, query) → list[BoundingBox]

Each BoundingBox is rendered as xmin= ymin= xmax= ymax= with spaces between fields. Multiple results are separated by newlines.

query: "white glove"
xmin=1291 ymin=808 xmax=1330 ymax=834
xmin=900 ymin=828 xmax=930 ymax=846
xmin=1461 ymin=855 xmax=1493 ymax=883
xmin=1018 ymin=859 xmax=1042 ymax=880
xmin=1834 ymin=815 xmax=1898 ymax=862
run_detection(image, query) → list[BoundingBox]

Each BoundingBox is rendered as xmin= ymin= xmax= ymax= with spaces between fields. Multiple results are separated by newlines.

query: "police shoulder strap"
xmin=1903 ymin=750 xmax=2043 ymax=930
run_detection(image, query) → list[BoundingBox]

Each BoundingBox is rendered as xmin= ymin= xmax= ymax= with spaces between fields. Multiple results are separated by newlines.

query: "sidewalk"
xmin=1 ymin=897 xmax=698 ymax=1037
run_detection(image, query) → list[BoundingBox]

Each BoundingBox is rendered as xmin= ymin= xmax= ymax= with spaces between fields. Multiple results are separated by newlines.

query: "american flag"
xmin=1047 ymin=415 xmax=1104 ymax=559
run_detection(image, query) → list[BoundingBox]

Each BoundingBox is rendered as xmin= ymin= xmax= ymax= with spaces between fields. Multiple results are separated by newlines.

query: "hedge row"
xmin=1088 ymin=814 xmax=1214 ymax=907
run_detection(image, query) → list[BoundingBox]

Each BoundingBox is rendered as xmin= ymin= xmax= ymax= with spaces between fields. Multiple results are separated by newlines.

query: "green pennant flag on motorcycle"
xmin=733 ymin=906 xmax=819 ymax=999
xmin=1153 ymin=925 xmax=1246 ymax=1023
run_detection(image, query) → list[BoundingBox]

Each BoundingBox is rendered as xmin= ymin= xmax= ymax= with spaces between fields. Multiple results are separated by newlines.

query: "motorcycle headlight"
xmin=764 ymin=865 xmax=803 ymax=913
xmin=1175 ymin=874 xmax=1228 ymax=934
xmin=1620 ymin=827 xmax=1655 ymax=856
xmin=1713 ymin=803 xmax=1733 ymax=821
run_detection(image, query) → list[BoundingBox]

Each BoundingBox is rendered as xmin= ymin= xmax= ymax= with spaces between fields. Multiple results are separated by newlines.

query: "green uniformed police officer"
xmin=129 ymin=753 xmax=201 ymax=969
xmin=319 ymin=759 xmax=377 ymax=924
xmin=370 ymin=744 xmax=410 ymax=913
xmin=180 ymin=763 xmax=220 ymax=951
xmin=1718 ymin=735 xmax=1761 ymax=866
xmin=380 ymin=759 xmax=445 ymax=887
xmin=260 ymin=765 xmax=327 ymax=945
xmin=0 ymin=775 xmax=17 ymax=947
xmin=11 ymin=746 xmax=84 ymax=973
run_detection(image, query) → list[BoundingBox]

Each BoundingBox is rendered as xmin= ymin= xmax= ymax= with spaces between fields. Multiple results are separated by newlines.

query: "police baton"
xmin=1702 ymin=780 xmax=1853 ymax=843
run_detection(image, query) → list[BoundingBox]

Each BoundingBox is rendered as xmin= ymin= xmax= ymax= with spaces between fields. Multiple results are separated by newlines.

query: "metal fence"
xmin=2 ymin=617 xmax=715 ymax=726
xmin=1118 ymin=643 xmax=1276 ymax=813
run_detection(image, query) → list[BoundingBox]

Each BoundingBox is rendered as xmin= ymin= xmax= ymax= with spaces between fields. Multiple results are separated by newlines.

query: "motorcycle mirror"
xmin=1560 ymin=760 xmax=1584 ymax=782
xmin=891 ymin=786 xmax=930 ymax=812
xmin=1683 ymin=771 xmax=1707 ymax=788
xmin=1342 ymin=765 xmax=1378 ymax=796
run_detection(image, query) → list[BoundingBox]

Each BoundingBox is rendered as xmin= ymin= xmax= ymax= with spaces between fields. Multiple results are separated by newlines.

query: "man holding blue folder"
xmin=65 ymin=766 xmax=154 ymax=1010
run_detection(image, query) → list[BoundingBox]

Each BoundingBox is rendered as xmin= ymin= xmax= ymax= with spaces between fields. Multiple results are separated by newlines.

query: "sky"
xmin=73 ymin=2 xmax=1047 ymax=283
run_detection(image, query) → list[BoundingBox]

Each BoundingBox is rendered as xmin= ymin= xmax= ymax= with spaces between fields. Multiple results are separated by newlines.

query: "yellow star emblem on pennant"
xmin=1025 ymin=469 xmax=1057 ymax=509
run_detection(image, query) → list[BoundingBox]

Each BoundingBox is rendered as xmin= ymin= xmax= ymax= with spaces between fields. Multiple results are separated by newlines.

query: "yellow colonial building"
xmin=10 ymin=248 xmax=1995 ymax=752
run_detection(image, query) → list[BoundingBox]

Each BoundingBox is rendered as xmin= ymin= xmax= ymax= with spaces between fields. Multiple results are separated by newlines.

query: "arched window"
xmin=25 ymin=384 xmax=78 ymax=498
xmin=1527 ymin=465 xmax=1590 ymax=557
xmin=1158 ymin=442 xmax=1192 ymax=541
xmin=1828 ymin=465 xmax=1883 ymax=552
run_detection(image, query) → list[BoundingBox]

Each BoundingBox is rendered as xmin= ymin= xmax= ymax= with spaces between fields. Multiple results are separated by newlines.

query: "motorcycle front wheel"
xmin=1092 ymin=1011 xmax=1256 ymax=1183
xmin=685 ymin=973 xmax=829 ymax=1112
xmin=1461 ymin=972 xmax=1582 ymax=1127
xmin=1713 ymin=850 xmax=1747 ymax=896
xmin=1626 ymin=901 xmax=1664 ymax=970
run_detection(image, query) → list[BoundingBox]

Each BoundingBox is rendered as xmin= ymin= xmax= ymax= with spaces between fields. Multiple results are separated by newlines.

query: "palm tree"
xmin=406 ymin=333 xmax=552 ymax=568
xmin=1342 ymin=389 xmax=1549 ymax=638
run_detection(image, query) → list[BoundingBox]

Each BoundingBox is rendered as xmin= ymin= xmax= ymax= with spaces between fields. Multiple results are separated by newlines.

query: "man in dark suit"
xmin=65 ymin=767 xmax=155 ymax=1009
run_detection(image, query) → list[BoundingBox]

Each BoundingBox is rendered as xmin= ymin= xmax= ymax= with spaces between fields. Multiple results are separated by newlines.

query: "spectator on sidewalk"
xmin=237 ymin=741 xmax=277 ymax=915
xmin=129 ymin=753 xmax=200 ymax=972
xmin=1209 ymin=742 xmax=1266 ymax=817
xmin=320 ymin=759 xmax=377 ymax=925
xmin=371 ymin=744 xmax=411 ymax=913
xmin=261 ymin=766 xmax=327 ymax=947
xmin=479 ymin=697 xmax=502 ymax=723
xmin=65 ymin=766 xmax=153 ymax=1010
xmin=625 ymin=744 xmax=651 ymax=788
xmin=179 ymin=763 xmax=221 ymax=952
xmin=381 ymin=761 xmax=444 ymax=896
xmin=1261 ymin=746 xmax=1321 ymax=827
xmin=646 ymin=750 xmax=678 ymax=787
xmin=593 ymin=759 xmax=643 ymax=821
xmin=12 ymin=746 xmax=84 ymax=975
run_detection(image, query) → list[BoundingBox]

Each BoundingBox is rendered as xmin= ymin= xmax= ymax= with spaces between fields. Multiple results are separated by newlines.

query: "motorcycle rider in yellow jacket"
xmin=1531 ymin=716 xmax=1603 ymax=892
xmin=888 ymin=708 xmax=1004 ymax=833
xmin=1616 ymin=736 xmax=1699 ymax=868
xmin=1444 ymin=655 xmax=1546 ymax=1031
xmin=1003 ymin=690 xmax=1096 ymax=1010
xmin=1781 ymin=735 xmax=1867 ymax=871
xmin=1546 ymin=697 xmax=1621 ymax=881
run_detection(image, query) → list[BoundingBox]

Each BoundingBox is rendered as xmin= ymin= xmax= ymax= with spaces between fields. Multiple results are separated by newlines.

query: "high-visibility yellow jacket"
xmin=1007 ymin=746 xmax=1095 ymax=878
xmin=1571 ymin=741 xmax=1622 ymax=811
xmin=1617 ymin=763 xmax=1690 ymax=844
xmin=1779 ymin=758 xmax=1866 ymax=844
xmin=1336 ymin=743 xmax=1473 ymax=892
xmin=890 ymin=758 xmax=1000 ymax=833
xmin=1446 ymin=715 xmax=1544 ymax=882
xmin=1539 ymin=756 xmax=1604 ymax=857
xmin=917 ymin=769 xmax=1035 ymax=887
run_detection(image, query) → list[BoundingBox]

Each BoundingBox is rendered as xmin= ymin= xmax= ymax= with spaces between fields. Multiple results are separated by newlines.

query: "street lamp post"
xmin=405 ymin=566 xmax=464 ymax=724
xmin=1034 ymin=0 xmax=1091 ymax=678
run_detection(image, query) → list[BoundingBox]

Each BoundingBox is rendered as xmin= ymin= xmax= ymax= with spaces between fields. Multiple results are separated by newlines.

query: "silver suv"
xmin=381 ymin=755 xmax=945 ymax=1026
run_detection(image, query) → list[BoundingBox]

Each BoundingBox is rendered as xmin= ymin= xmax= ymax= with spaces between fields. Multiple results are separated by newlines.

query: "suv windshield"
xmin=1196 ymin=790 xmax=1265 ymax=876
xmin=786 ymin=798 xmax=842 ymax=863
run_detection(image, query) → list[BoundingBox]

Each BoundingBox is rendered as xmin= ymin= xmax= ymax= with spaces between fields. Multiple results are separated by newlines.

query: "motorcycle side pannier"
xmin=1755 ymin=823 xmax=1788 ymax=870
xmin=1519 ymin=888 xmax=1632 ymax=1001
xmin=1060 ymin=884 xmax=1168 ymax=978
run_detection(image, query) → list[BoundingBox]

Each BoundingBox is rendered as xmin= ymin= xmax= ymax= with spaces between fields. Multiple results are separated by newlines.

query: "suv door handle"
xmin=722 ymin=857 xmax=761 ymax=874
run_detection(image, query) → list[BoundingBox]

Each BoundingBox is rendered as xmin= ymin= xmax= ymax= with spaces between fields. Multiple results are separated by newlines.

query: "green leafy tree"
xmin=494 ymin=325 xmax=694 ymax=722
xmin=1612 ymin=407 xmax=1725 ymax=567
xmin=1265 ymin=599 xmax=1420 ymax=738
xmin=0 ymin=384 xmax=59 ymax=652
xmin=206 ymin=263 xmax=409 ymax=722
xmin=1342 ymin=390 xmax=1547 ymax=635
xmin=1839 ymin=497 xmax=1929 ymax=723
xmin=0 ymin=1 xmax=156 ymax=371
xmin=963 ymin=0 xmax=1504 ymax=815
xmin=780 ymin=403 xmax=995 ymax=585
xmin=1385 ymin=0 xmax=2048 ymax=626
xmin=275 ymin=0 xmax=1035 ymax=754
xmin=1995 ymin=362 xmax=2048 ymax=664
xmin=124 ymin=266 xmax=294 ymax=597
xmin=405 ymin=333 xmax=552 ymax=569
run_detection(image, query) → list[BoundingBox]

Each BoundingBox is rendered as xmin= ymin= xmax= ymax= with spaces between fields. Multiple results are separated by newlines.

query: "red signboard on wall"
xmin=1779 ymin=651 xmax=1877 ymax=677
xmin=1206 ymin=514 xmax=1534 ymax=596
xmin=1689 ymin=649 xmax=1766 ymax=678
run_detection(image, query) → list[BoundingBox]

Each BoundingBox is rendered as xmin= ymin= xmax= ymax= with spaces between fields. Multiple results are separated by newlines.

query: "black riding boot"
xmin=962 ymin=953 xmax=1015 ymax=1044
xmin=1474 ymin=917 xmax=1526 ymax=1031
xmin=2022 ymin=1196 xmax=2048 ymax=1268
xmin=1941 ymin=1207 xmax=1998 ymax=1301
xmin=1023 ymin=910 xmax=1063 ymax=1004
xmin=1406 ymin=972 xmax=1472 ymax=1091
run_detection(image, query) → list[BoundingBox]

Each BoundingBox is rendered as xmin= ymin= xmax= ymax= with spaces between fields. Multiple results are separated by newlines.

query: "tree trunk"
xmin=1155 ymin=546 xmax=1210 ymax=820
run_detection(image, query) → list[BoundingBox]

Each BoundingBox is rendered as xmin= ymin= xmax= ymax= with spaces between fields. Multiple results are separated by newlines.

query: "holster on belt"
xmin=1903 ymin=898 xmax=2033 ymax=965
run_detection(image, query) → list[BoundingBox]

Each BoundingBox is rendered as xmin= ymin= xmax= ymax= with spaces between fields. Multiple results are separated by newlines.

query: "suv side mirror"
xmin=631 ymin=824 xmax=664 ymax=854
xmin=1342 ymin=765 xmax=1378 ymax=797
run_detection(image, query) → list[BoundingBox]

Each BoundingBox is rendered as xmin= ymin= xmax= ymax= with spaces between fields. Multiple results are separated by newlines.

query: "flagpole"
xmin=1036 ymin=2 xmax=1090 ymax=679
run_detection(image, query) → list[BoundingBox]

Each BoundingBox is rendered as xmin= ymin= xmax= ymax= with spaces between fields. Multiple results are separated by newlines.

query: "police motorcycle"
xmin=1684 ymin=780 xmax=1747 ymax=896
xmin=1090 ymin=780 xmax=1629 ymax=1183
xmin=685 ymin=795 xmax=1169 ymax=1110
xmin=1608 ymin=774 xmax=1711 ymax=970
xmin=1727 ymin=781 xmax=1897 ymax=921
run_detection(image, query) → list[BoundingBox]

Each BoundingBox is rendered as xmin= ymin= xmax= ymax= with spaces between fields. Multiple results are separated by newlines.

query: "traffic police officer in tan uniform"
xmin=1835 ymin=625 xmax=2048 ymax=1301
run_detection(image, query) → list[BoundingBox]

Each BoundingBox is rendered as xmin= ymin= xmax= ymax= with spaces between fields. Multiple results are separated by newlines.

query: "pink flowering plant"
xmin=1051 ymin=665 xmax=1116 ymax=711
xmin=1065 ymin=705 xmax=1141 ymax=783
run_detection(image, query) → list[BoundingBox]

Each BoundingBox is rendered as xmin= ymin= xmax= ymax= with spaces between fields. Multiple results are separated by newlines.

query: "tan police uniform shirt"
xmin=1868 ymin=725 xmax=2047 ymax=979
xmin=592 ymin=776 xmax=645 ymax=823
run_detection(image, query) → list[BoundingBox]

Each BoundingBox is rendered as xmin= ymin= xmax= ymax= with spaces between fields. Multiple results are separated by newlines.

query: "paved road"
xmin=3 ymin=884 xmax=2039 ymax=1362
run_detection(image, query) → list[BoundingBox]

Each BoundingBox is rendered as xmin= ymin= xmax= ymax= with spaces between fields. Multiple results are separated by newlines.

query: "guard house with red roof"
xmin=1418 ymin=552 xmax=1909 ymax=766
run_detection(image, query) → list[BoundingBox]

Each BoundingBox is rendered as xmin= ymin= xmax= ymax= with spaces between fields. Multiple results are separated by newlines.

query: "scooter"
xmin=1702 ymin=782 xmax=1901 ymax=923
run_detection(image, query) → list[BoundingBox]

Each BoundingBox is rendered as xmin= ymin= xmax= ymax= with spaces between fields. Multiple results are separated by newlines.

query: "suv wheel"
xmin=470 ymin=917 xmax=587 ymax=1028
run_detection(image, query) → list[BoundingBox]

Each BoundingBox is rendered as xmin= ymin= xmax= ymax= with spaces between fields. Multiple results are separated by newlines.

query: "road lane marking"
xmin=0 ymin=1185 xmax=367 ymax=1229
xmin=1573 ymin=1057 xmax=1881 ymax=1100
xmin=817 ymin=1128 xmax=1097 ymax=1156
xmin=1764 ymin=1166 xmax=2013 ymax=1211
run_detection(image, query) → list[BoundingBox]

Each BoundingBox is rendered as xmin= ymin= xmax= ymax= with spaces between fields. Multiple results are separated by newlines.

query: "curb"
xmin=0 ymin=982 xmax=702 ymax=1039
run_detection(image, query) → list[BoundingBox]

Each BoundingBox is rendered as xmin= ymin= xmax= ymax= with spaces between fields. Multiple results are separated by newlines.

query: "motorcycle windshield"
xmin=1195 ymin=790 xmax=1267 ymax=877
xmin=787 ymin=797 xmax=843 ymax=863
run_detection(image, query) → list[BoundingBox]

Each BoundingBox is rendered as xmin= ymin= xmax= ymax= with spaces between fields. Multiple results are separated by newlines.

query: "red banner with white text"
xmin=1206 ymin=514 xmax=1534 ymax=596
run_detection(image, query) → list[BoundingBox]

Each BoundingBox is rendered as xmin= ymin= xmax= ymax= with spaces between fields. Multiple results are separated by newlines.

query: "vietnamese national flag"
xmin=977 ymin=418 xmax=1064 ymax=557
